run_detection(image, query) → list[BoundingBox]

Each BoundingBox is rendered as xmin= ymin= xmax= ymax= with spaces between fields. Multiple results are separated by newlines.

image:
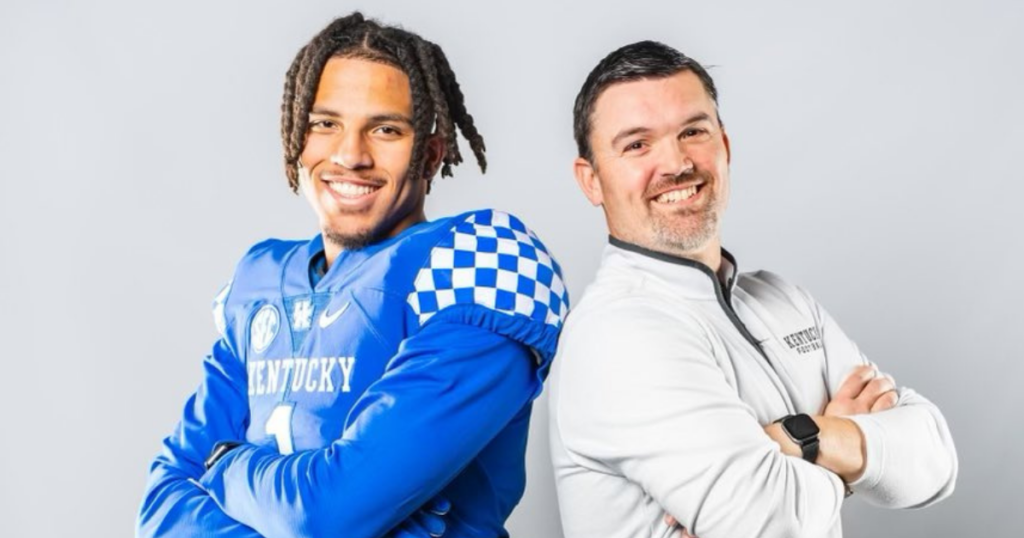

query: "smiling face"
xmin=574 ymin=70 xmax=731 ymax=267
xmin=299 ymin=56 xmax=440 ymax=259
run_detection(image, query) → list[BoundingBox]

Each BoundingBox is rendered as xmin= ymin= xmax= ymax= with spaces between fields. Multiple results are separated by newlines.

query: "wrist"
xmin=205 ymin=440 xmax=243 ymax=471
xmin=815 ymin=416 xmax=866 ymax=483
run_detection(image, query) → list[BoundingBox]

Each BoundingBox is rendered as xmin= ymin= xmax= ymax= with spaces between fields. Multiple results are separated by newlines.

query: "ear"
xmin=573 ymin=157 xmax=603 ymax=207
xmin=422 ymin=134 xmax=445 ymax=179
xmin=296 ymin=160 xmax=312 ymax=189
xmin=722 ymin=128 xmax=732 ymax=164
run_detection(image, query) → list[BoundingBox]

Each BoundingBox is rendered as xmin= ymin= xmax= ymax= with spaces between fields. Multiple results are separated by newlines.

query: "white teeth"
xmin=327 ymin=181 xmax=378 ymax=198
xmin=655 ymin=185 xmax=698 ymax=203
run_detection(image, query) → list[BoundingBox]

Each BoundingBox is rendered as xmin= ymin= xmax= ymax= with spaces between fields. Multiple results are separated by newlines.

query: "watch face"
xmin=785 ymin=414 xmax=820 ymax=442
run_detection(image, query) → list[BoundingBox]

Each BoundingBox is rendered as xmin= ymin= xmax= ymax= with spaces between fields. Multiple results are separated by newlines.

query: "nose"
xmin=657 ymin=139 xmax=694 ymax=178
xmin=330 ymin=132 xmax=372 ymax=170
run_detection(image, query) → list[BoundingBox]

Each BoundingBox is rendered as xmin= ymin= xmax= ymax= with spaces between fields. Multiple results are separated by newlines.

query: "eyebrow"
xmin=309 ymin=106 xmax=340 ymax=117
xmin=682 ymin=112 xmax=713 ymax=127
xmin=309 ymin=107 xmax=413 ymax=126
xmin=610 ymin=127 xmax=651 ymax=149
xmin=609 ymin=111 xmax=714 ymax=148
xmin=368 ymin=113 xmax=414 ymax=126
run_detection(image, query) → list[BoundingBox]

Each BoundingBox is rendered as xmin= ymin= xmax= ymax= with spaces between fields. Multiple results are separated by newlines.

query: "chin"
xmin=324 ymin=227 xmax=381 ymax=250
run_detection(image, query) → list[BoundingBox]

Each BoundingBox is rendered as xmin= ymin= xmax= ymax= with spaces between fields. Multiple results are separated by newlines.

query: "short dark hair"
xmin=281 ymin=12 xmax=486 ymax=193
xmin=572 ymin=40 xmax=720 ymax=163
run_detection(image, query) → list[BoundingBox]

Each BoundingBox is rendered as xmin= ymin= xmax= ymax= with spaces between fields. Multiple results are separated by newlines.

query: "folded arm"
xmin=556 ymin=301 xmax=846 ymax=538
xmin=806 ymin=290 xmax=958 ymax=508
xmin=136 ymin=339 xmax=263 ymax=538
xmin=199 ymin=321 xmax=537 ymax=538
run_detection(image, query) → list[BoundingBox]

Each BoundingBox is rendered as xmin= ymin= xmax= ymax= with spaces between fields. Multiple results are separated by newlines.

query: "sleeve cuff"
xmin=846 ymin=414 xmax=886 ymax=490
xmin=197 ymin=443 xmax=254 ymax=497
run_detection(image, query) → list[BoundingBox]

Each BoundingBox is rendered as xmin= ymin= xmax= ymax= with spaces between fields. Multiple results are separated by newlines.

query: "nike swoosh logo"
xmin=318 ymin=301 xmax=350 ymax=329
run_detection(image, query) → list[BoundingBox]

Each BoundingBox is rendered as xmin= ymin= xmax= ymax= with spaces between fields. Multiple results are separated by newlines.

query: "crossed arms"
xmin=555 ymin=290 xmax=958 ymax=538
xmin=137 ymin=320 xmax=537 ymax=538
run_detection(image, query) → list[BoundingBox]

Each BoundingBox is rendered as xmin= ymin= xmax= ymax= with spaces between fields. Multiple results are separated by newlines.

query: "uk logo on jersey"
xmin=250 ymin=304 xmax=280 ymax=354
xmin=292 ymin=299 xmax=313 ymax=331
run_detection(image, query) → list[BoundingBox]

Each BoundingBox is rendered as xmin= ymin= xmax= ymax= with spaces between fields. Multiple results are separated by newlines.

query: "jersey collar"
xmin=606 ymin=236 xmax=739 ymax=300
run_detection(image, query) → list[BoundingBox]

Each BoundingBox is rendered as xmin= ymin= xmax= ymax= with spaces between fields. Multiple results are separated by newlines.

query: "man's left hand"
xmin=664 ymin=514 xmax=696 ymax=538
xmin=824 ymin=364 xmax=898 ymax=417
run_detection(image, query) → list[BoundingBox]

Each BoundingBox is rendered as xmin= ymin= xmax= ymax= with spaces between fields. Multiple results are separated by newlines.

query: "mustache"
xmin=315 ymin=167 xmax=387 ymax=187
xmin=296 ymin=161 xmax=387 ymax=187
xmin=643 ymin=167 xmax=714 ymax=199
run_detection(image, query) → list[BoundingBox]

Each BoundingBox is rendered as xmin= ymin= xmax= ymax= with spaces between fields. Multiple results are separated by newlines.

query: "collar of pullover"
xmin=606 ymin=236 xmax=739 ymax=302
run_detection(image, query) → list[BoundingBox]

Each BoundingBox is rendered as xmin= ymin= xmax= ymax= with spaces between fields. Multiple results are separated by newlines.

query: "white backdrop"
xmin=1 ymin=1 xmax=1021 ymax=536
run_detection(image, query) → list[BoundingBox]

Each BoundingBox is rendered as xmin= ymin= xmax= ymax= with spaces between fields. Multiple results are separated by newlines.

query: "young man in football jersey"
xmin=549 ymin=41 xmax=957 ymax=538
xmin=137 ymin=13 xmax=568 ymax=538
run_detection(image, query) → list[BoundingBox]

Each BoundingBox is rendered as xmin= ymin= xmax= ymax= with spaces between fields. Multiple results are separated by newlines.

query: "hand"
xmin=389 ymin=495 xmax=451 ymax=538
xmin=664 ymin=514 xmax=697 ymax=537
xmin=824 ymin=364 xmax=898 ymax=417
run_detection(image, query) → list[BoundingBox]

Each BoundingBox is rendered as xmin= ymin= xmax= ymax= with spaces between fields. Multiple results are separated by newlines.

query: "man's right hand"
xmin=824 ymin=364 xmax=898 ymax=417
xmin=390 ymin=495 xmax=452 ymax=538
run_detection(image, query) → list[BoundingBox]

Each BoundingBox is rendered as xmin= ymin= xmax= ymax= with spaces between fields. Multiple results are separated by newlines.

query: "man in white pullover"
xmin=549 ymin=41 xmax=958 ymax=538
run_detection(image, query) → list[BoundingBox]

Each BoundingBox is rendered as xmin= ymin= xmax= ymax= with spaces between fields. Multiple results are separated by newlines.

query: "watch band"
xmin=801 ymin=436 xmax=820 ymax=463
xmin=204 ymin=441 xmax=243 ymax=471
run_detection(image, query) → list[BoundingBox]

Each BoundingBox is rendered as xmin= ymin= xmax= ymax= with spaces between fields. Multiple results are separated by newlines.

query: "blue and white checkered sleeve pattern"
xmin=408 ymin=211 xmax=569 ymax=331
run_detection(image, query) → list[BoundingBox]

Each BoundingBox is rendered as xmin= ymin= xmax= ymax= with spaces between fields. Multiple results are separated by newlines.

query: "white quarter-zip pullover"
xmin=550 ymin=240 xmax=957 ymax=538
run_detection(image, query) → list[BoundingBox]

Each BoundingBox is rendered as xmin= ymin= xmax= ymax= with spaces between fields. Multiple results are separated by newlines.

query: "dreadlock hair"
xmin=281 ymin=12 xmax=487 ymax=193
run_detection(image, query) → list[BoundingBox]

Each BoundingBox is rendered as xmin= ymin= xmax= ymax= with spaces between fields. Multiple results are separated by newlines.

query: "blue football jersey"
xmin=137 ymin=210 xmax=569 ymax=538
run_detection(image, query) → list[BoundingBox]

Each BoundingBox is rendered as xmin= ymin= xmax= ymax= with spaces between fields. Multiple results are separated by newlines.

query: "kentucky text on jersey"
xmin=247 ymin=357 xmax=356 ymax=395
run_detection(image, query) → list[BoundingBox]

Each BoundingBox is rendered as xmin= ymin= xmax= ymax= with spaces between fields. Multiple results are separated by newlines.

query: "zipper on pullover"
xmin=608 ymin=237 xmax=772 ymax=366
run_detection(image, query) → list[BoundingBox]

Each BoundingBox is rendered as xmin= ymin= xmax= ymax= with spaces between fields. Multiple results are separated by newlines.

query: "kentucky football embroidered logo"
xmin=250 ymin=304 xmax=280 ymax=354
xmin=782 ymin=326 xmax=822 ymax=354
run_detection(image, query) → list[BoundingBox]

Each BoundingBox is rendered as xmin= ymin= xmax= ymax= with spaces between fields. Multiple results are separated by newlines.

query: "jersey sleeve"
xmin=800 ymin=286 xmax=959 ymax=508
xmin=136 ymin=280 xmax=263 ymax=538
xmin=196 ymin=320 xmax=538 ymax=538
xmin=554 ymin=297 xmax=846 ymax=538
xmin=406 ymin=210 xmax=569 ymax=379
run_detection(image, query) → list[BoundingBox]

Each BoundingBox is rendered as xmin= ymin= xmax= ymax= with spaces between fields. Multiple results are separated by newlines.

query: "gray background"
xmin=1 ymin=1 xmax=1021 ymax=536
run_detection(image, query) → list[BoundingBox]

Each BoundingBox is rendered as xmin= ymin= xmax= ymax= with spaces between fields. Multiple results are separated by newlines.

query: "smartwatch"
xmin=204 ymin=441 xmax=243 ymax=471
xmin=775 ymin=414 xmax=820 ymax=463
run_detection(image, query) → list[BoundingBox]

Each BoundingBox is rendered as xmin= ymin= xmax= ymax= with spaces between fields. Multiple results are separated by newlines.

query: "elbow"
xmin=857 ymin=446 xmax=959 ymax=509
xmin=135 ymin=491 xmax=155 ymax=538
xmin=135 ymin=509 xmax=178 ymax=538
xmin=135 ymin=512 xmax=156 ymax=538
xmin=913 ymin=444 xmax=958 ymax=508
xmin=134 ymin=465 xmax=182 ymax=538
xmin=929 ymin=440 xmax=959 ymax=505
xmin=904 ymin=446 xmax=960 ymax=509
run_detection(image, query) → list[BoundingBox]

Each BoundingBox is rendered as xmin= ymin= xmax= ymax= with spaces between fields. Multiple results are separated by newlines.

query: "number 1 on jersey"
xmin=265 ymin=403 xmax=295 ymax=455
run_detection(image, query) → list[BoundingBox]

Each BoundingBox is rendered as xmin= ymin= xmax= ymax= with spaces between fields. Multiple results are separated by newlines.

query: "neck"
xmin=611 ymin=234 xmax=723 ymax=273
xmin=686 ymin=239 xmax=722 ymax=274
xmin=322 ymin=209 xmax=427 ymax=268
